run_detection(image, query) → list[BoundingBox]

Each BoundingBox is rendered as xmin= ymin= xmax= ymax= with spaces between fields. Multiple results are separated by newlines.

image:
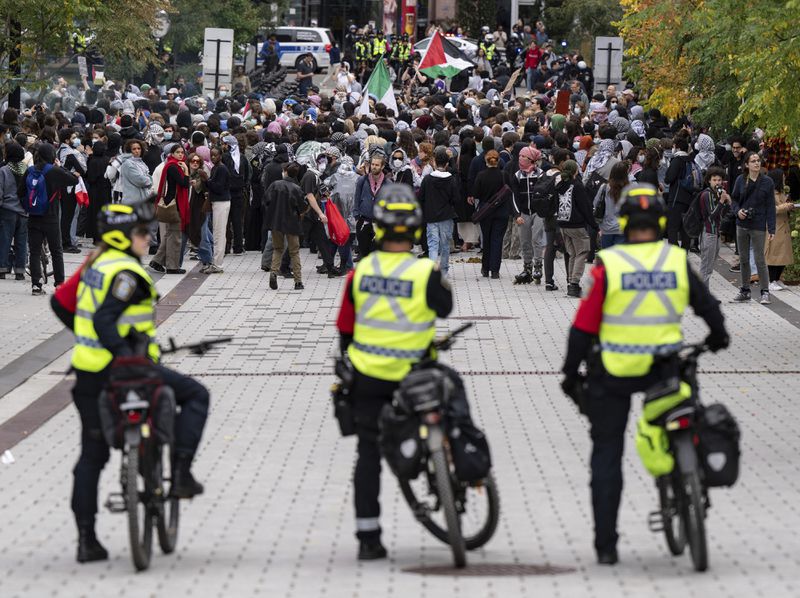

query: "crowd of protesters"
xmin=0 ymin=18 xmax=799 ymax=303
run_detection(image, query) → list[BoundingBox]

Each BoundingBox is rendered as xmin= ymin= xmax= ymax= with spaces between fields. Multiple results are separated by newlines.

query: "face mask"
xmin=572 ymin=141 xmax=580 ymax=150
xmin=92 ymin=139 xmax=99 ymax=146
xmin=392 ymin=158 xmax=403 ymax=168
xmin=164 ymin=132 xmax=173 ymax=140
xmin=4 ymin=133 xmax=11 ymax=141
xmin=219 ymin=91 xmax=228 ymax=98
xmin=694 ymin=142 xmax=700 ymax=151
xmin=638 ymin=155 xmax=646 ymax=164
xmin=317 ymin=157 xmax=328 ymax=169
xmin=610 ymin=103 xmax=617 ymax=110
xmin=724 ymin=144 xmax=731 ymax=152
xmin=72 ymin=138 xmax=82 ymax=148
xmin=248 ymin=119 xmax=257 ymax=127
xmin=573 ymin=107 xmax=581 ymax=115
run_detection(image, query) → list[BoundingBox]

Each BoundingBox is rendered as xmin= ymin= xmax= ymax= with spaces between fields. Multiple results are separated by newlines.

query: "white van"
xmin=269 ymin=27 xmax=333 ymax=72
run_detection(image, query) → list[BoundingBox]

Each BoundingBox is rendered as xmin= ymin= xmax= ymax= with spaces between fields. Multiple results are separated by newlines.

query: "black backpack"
xmin=530 ymin=173 xmax=557 ymax=218
xmin=698 ymin=403 xmax=741 ymax=487
xmin=585 ymin=169 xmax=606 ymax=200
xmin=682 ymin=190 xmax=704 ymax=239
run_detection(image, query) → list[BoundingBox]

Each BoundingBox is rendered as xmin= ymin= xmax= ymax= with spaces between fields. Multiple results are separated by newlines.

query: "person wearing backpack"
xmin=556 ymin=160 xmax=597 ymax=297
xmin=26 ymin=143 xmax=75 ymax=295
xmin=697 ymin=166 xmax=731 ymax=288
xmin=0 ymin=142 xmax=28 ymax=280
xmin=664 ymin=136 xmax=698 ymax=249
xmin=508 ymin=146 xmax=549 ymax=284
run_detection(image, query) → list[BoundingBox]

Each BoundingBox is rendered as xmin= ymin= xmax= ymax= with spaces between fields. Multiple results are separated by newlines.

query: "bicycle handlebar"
xmin=432 ymin=322 xmax=474 ymax=352
xmin=160 ymin=336 xmax=233 ymax=356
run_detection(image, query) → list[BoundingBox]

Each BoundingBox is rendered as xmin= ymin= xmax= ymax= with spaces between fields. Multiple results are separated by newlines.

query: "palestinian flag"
xmin=358 ymin=59 xmax=398 ymax=117
xmin=419 ymin=32 xmax=474 ymax=78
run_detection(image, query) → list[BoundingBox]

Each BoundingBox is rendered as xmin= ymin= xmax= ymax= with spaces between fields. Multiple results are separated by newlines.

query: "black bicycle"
xmin=101 ymin=336 xmax=230 ymax=571
xmin=642 ymin=344 xmax=710 ymax=572
xmin=392 ymin=323 xmax=500 ymax=568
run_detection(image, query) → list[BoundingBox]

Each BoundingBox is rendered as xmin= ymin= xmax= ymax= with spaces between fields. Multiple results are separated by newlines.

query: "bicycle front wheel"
xmin=431 ymin=448 xmax=466 ymax=568
xmin=682 ymin=471 xmax=708 ymax=572
xmin=126 ymin=445 xmax=153 ymax=571
xmin=658 ymin=475 xmax=686 ymax=555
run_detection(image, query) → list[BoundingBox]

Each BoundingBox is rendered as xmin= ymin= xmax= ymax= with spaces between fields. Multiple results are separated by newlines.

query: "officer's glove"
xmin=705 ymin=331 xmax=730 ymax=353
xmin=560 ymin=374 xmax=587 ymax=415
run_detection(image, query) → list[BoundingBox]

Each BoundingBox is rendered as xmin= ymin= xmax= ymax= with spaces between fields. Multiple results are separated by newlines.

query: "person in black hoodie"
xmin=664 ymin=136 xmax=694 ymax=248
xmin=556 ymin=160 xmax=597 ymax=297
xmin=222 ymin=134 xmax=250 ymax=255
xmin=260 ymin=143 xmax=292 ymax=274
xmin=28 ymin=143 xmax=76 ymax=294
xmin=84 ymin=141 xmax=111 ymax=243
xmin=418 ymin=147 xmax=458 ymax=277
xmin=474 ymin=150 xmax=509 ymax=278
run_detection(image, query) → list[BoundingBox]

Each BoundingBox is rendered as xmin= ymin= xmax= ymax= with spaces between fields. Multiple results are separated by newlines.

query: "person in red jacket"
xmin=524 ymin=42 xmax=543 ymax=91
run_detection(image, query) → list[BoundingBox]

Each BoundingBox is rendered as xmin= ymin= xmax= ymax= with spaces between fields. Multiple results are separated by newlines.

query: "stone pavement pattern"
xmin=0 ymin=245 xmax=799 ymax=597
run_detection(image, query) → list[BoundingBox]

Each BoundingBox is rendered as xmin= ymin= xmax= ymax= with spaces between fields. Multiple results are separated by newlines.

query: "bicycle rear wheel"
xmin=682 ymin=471 xmax=708 ymax=572
xmin=126 ymin=445 xmax=153 ymax=571
xmin=431 ymin=448 xmax=466 ymax=568
xmin=155 ymin=446 xmax=179 ymax=554
xmin=658 ymin=475 xmax=686 ymax=555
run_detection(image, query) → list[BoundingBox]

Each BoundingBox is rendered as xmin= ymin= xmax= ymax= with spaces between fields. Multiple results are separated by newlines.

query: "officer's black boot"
xmin=76 ymin=520 xmax=109 ymax=563
xmin=358 ymin=538 xmax=388 ymax=560
xmin=513 ymin=263 xmax=533 ymax=285
xmin=532 ymin=261 xmax=543 ymax=284
xmin=171 ymin=454 xmax=204 ymax=499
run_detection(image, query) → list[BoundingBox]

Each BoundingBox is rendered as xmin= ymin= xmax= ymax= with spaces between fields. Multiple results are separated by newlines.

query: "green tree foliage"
xmin=544 ymin=0 xmax=622 ymax=46
xmin=618 ymin=0 xmax=800 ymax=141
xmin=455 ymin=0 xmax=498 ymax=39
xmin=0 ymin=0 xmax=169 ymax=94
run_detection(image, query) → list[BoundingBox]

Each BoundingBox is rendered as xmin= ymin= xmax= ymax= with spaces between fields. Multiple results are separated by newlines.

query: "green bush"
xmin=784 ymin=211 xmax=800 ymax=283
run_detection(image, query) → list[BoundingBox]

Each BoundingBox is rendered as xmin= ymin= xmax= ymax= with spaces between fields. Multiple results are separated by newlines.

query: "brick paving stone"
xmin=0 ymin=248 xmax=799 ymax=597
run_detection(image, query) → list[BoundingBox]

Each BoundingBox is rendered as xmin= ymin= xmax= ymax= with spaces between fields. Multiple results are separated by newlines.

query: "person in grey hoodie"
xmin=0 ymin=142 xmax=28 ymax=279
xmin=117 ymin=139 xmax=153 ymax=203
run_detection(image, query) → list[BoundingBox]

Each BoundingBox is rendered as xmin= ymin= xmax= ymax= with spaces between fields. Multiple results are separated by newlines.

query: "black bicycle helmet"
xmin=373 ymin=183 xmax=422 ymax=245
xmin=97 ymin=201 xmax=155 ymax=252
xmin=617 ymin=182 xmax=665 ymax=235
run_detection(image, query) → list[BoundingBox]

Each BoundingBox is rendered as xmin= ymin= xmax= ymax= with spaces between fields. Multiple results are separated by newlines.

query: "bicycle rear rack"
xmin=105 ymin=493 xmax=127 ymax=513
xmin=647 ymin=510 xmax=664 ymax=533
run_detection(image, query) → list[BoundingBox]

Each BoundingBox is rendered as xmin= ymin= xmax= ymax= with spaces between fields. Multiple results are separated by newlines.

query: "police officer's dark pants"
xmin=351 ymin=371 xmax=396 ymax=541
xmin=303 ymin=216 xmax=334 ymax=269
xmin=586 ymin=374 xmax=649 ymax=554
xmin=71 ymin=365 xmax=210 ymax=524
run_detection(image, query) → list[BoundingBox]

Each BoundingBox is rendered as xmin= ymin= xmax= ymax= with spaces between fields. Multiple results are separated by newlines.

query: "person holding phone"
xmin=697 ymin=166 xmax=731 ymax=288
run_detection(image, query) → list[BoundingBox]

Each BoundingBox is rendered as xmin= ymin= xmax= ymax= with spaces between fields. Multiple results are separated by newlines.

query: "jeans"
xmin=337 ymin=233 xmax=355 ymax=270
xmin=736 ymin=227 xmax=769 ymax=294
xmin=526 ymin=67 xmax=535 ymax=91
xmin=71 ymin=365 xmax=210 ymax=523
xmin=699 ymin=231 xmax=720 ymax=288
xmin=480 ymin=216 xmax=508 ymax=275
xmin=28 ymin=214 xmax=64 ymax=287
xmin=0 ymin=209 xmax=27 ymax=274
xmin=198 ymin=214 xmax=213 ymax=265
xmin=600 ymin=233 xmax=626 ymax=249
xmin=426 ymin=219 xmax=454 ymax=274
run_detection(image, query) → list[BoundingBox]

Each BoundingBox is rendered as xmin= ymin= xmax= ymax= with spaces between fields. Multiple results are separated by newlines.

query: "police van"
xmin=269 ymin=27 xmax=333 ymax=72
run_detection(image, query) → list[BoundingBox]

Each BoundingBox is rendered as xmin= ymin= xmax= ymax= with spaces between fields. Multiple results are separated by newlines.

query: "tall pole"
xmin=605 ymin=43 xmax=612 ymax=88
xmin=9 ymin=19 xmax=21 ymax=110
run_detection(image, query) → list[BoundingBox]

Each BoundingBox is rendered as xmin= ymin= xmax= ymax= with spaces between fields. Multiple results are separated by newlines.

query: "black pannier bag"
xmin=379 ymin=403 xmax=424 ymax=479
xmin=698 ymin=403 xmax=741 ymax=487
xmin=448 ymin=421 xmax=492 ymax=483
xmin=98 ymin=357 xmax=175 ymax=449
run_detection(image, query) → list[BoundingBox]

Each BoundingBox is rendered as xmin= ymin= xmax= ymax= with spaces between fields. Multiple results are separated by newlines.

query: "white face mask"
xmin=638 ymin=155 xmax=646 ymax=164
xmin=573 ymin=107 xmax=581 ymax=115
xmin=219 ymin=91 xmax=228 ymax=98
xmin=572 ymin=141 xmax=580 ymax=150
xmin=317 ymin=157 xmax=328 ymax=169
xmin=610 ymin=102 xmax=618 ymax=110
xmin=392 ymin=158 xmax=403 ymax=168
xmin=71 ymin=138 xmax=82 ymax=148
xmin=163 ymin=132 xmax=173 ymax=140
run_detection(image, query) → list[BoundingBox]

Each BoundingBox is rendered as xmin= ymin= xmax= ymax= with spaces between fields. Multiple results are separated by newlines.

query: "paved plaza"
xmin=1 ymin=244 xmax=799 ymax=597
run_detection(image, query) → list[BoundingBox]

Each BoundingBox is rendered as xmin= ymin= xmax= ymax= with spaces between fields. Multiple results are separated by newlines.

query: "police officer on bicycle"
xmin=335 ymin=184 xmax=453 ymax=560
xmin=52 ymin=202 xmax=210 ymax=563
xmin=560 ymin=183 xmax=729 ymax=565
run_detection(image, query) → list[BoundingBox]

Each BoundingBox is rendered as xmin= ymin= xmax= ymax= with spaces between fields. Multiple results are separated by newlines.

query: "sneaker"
xmin=732 ymin=290 xmax=751 ymax=302
xmin=232 ymin=250 xmax=245 ymax=256
xmin=32 ymin=285 xmax=46 ymax=296
xmin=148 ymin=261 xmax=166 ymax=273
xmin=769 ymin=281 xmax=784 ymax=292
xmin=729 ymin=263 xmax=741 ymax=273
xmin=294 ymin=281 xmax=304 ymax=290
xmin=760 ymin=291 xmax=771 ymax=305
xmin=166 ymin=268 xmax=187 ymax=274
xmin=269 ymin=272 xmax=278 ymax=290
xmin=14 ymin=273 xmax=24 ymax=281
xmin=199 ymin=264 xmax=210 ymax=274
xmin=206 ymin=264 xmax=223 ymax=274
xmin=64 ymin=246 xmax=81 ymax=254
xmin=545 ymin=282 xmax=559 ymax=291
xmin=490 ymin=272 xmax=500 ymax=279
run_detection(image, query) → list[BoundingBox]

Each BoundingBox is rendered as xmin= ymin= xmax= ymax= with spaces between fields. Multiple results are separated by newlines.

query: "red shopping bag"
xmin=326 ymin=201 xmax=350 ymax=246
